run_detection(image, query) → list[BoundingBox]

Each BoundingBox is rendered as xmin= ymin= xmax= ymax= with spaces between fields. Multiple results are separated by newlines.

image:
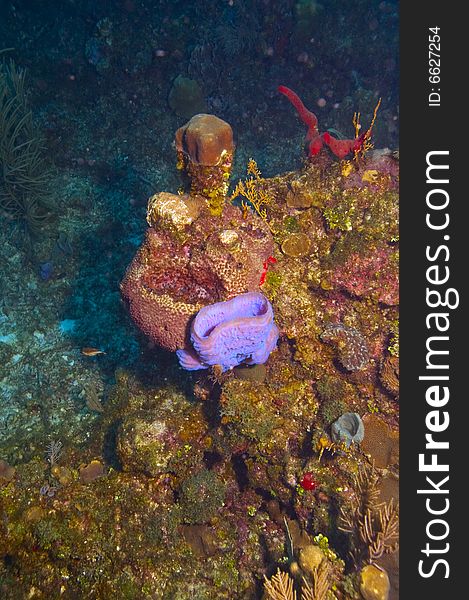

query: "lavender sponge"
xmin=176 ymin=292 xmax=279 ymax=371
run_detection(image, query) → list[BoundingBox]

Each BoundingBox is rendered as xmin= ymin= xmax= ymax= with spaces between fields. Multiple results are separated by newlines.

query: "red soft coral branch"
xmin=279 ymin=85 xmax=367 ymax=160
xmin=278 ymin=85 xmax=323 ymax=156
xmin=278 ymin=85 xmax=318 ymax=134
xmin=322 ymin=131 xmax=366 ymax=160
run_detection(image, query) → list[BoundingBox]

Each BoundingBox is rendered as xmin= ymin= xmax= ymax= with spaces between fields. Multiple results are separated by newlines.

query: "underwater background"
xmin=1 ymin=1 xmax=399 ymax=598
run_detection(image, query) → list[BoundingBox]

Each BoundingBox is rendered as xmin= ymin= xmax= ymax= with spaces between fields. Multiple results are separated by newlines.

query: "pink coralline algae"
xmin=330 ymin=247 xmax=399 ymax=306
xmin=341 ymin=150 xmax=399 ymax=191
xmin=176 ymin=292 xmax=279 ymax=372
xmin=320 ymin=323 xmax=370 ymax=372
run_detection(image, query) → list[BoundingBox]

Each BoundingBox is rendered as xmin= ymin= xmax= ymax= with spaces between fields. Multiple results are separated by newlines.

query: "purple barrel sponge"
xmin=176 ymin=292 xmax=279 ymax=372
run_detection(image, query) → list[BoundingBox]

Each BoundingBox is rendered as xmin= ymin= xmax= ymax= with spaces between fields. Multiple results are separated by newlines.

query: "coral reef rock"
xmin=379 ymin=355 xmax=399 ymax=398
xmin=321 ymin=323 xmax=370 ymax=372
xmin=146 ymin=192 xmax=202 ymax=234
xmin=121 ymin=203 xmax=273 ymax=352
xmin=281 ymin=232 xmax=311 ymax=257
xmin=121 ymin=116 xmax=274 ymax=354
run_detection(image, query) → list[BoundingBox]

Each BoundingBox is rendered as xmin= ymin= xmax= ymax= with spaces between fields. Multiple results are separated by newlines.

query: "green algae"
xmin=388 ymin=320 xmax=399 ymax=357
xmin=316 ymin=376 xmax=352 ymax=427
xmin=220 ymin=379 xmax=281 ymax=446
xmin=283 ymin=215 xmax=301 ymax=233
xmin=179 ymin=469 xmax=226 ymax=525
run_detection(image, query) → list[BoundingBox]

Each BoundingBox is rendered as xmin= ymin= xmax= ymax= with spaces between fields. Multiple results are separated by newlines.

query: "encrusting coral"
xmin=320 ymin=323 xmax=370 ymax=372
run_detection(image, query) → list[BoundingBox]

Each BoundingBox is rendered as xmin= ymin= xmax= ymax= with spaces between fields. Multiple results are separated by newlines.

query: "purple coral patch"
xmin=176 ymin=292 xmax=279 ymax=371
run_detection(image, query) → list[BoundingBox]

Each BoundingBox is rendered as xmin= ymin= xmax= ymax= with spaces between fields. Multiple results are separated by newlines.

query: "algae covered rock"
xmin=316 ymin=375 xmax=354 ymax=427
xmin=113 ymin=377 xmax=209 ymax=480
xmin=79 ymin=460 xmax=105 ymax=483
xmin=146 ymin=191 xmax=202 ymax=234
xmin=0 ymin=459 xmax=16 ymax=483
xmin=179 ymin=469 xmax=226 ymax=524
xmin=117 ymin=413 xmax=174 ymax=477
xmin=233 ymin=363 xmax=267 ymax=382
xmin=219 ymin=378 xmax=284 ymax=447
xmin=379 ymin=355 xmax=399 ymax=398
xmin=116 ymin=405 xmax=206 ymax=479
xmin=359 ymin=564 xmax=390 ymax=600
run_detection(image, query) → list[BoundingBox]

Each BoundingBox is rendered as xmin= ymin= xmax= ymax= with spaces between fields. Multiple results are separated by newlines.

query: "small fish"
xmin=81 ymin=347 xmax=106 ymax=356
